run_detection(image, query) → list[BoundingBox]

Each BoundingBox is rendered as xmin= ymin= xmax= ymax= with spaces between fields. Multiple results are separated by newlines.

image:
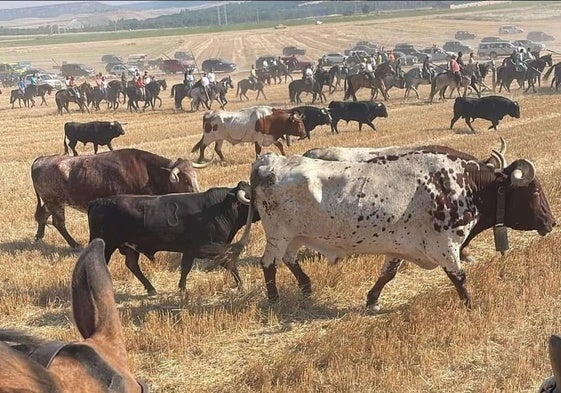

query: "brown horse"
xmin=236 ymin=79 xmax=267 ymax=101
xmin=55 ymin=82 xmax=91 ymax=115
xmin=344 ymin=62 xmax=394 ymax=101
xmin=0 ymin=239 xmax=147 ymax=392
xmin=10 ymin=85 xmax=37 ymax=109
xmin=36 ymin=83 xmax=53 ymax=106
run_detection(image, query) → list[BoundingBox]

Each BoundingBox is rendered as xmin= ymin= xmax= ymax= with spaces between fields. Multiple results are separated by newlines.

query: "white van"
xmin=477 ymin=42 xmax=524 ymax=59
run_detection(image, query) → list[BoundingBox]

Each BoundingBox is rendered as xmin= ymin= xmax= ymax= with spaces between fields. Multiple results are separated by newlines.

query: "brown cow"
xmin=32 ymin=148 xmax=208 ymax=249
xmin=0 ymin=239 xmax=148 ymax=392
xmin=191 ymin=106 xmax=307 ymax=162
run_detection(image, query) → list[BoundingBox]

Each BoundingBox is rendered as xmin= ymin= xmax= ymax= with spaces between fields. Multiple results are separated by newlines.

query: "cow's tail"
xmin=544 ymin=64 xmax=555 ymax=81
xmin=200 ymin=187 xmax=255 ymax=273
xmin=63 ymin=132 xmax=69 ymax=155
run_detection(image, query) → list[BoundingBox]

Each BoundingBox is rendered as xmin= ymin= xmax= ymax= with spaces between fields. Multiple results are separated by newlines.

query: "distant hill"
xmin=0 ymin=2 xmax=117 ymax=21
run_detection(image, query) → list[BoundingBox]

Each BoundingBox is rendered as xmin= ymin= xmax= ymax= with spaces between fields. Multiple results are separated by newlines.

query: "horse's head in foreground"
xmin=0 ymin=239 xmax=148 ymax=392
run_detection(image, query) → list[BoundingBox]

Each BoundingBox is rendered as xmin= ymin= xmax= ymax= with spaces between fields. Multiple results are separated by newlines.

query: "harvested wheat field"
xmin=2 ymin=2 xmax=561 ymax=392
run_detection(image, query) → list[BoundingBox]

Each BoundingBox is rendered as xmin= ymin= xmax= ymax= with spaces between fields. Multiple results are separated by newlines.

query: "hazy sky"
xmin=0 ymin=1 xmax=149 ymax=9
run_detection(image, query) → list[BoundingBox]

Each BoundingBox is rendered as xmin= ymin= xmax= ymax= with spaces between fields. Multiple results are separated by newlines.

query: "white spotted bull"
xmin=191 ymin=106 xmax=307 ymax=162
xmin=209 ymin=146 xmax=555 ymax=309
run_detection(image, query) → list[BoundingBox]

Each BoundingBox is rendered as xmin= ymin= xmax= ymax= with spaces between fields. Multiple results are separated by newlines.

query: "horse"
xmin=327 ymin=65 xmax=343 ymax=93
xmin=236 ymin=78 xmax=267 ymax=101
xmin=429 ymin=63 xmax=481 ymax=102
xmin=371 ymin=72 xmax=406 ymax=100
xmin=55 ymin=83 xmax=91 ymax=115
xmin=496 ymin=54 xmax=552 ymax=93
xmin=544 ymin=61 xmax=561 ymax=91
xmin=171 ymin=82 xmax=190 ymax=110
xmin=401 ymin=67 xmax=435 ymax=99
xmin=145 ymin=79 xmax=167 ymax=110
xmin=36 ymin=84 xmax=53 ymax=106
xmin=344 ymin=62 xmax=394 ymax=101
xmin=271 ymin=62 xmax=293 ymax=84
xmin=189 ymin=77 xmax=234 ymax=111
xmin=256 ymin=68 xmax=273 ymax=85
xmin=0 ymin=239 xmax=147 ymax=393
xmin=288 ymin=78 xmax=326 ymax=104
xmin=108 ymin=79 xmax=126 ymax=103
xmin=10 ymin=85 xmax=37 ymax=109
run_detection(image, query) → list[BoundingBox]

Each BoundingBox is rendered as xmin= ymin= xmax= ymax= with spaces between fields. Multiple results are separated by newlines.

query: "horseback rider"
xmin=468 ymin=52 xmax=475 ymax=65
xmin=120 ymin=71 xmax=126 ymax=85
xmin=69 ymin=76 xmax=80 ymax=99
xmin=207 ymin=68 xmax=216 ymax=86
xmin=201 ymin=72 xmax=210 ymax=100
xmin=143 ymin=71 xmax=151 ymax=85
xmin=394 ymin=58 xmax=403 ymax=78
xmin=365 ymin=58 xmax=374 ymax=80
xmin=30 ymin=73 xmax=38 ymax=86
xmin=515 ymin=48 xmax=527 ymax=72
xmin=262 ymin=59 xmax=269 ymax=71
xmin=136 ymin=76 xmax=145 ymax=100
xmin=249 ymin=65 xmax=257 ymax=88
xmin=101 ymin=76 xmax=108 ymax=99
xmin=422 ymin=56 xmax=432 ymax=83
xmin=184 ymin=68 xmax=195 ymax=89
xmin=17 ymin=76 xmax=25 ymax=95
xmin=457 ymin=51 xmax=465 ymax=68
xmin=449 ymin=54 xmax=461 ymax=87
xmin=524 ymin=47 xmax=535 ymax=62
xmin=95 ymin=72 xmax=103 ymax=93
xmin=303 ymin=64 xmax=314 ymax=86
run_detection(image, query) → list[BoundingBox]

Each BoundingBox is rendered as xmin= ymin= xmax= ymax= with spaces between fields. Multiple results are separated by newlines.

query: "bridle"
xmin=29 ymin=340 xmax=150 ymax=392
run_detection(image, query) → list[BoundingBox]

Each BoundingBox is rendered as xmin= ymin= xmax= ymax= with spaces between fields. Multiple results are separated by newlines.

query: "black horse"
xmin=497 ymin=54 xmax=553 ymax=93
xmin=125 ymin=79 xmax=167 ymax=112
xmin=55 ymin=83 xmax=90 ymax=115
xmin=10 ymin=85 xmax=37 ymax=108
xmin=288 ymin=77 xmax=326 ymax=104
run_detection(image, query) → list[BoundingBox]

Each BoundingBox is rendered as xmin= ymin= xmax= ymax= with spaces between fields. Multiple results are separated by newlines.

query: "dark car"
xmin=282 ymin=46 xmax=306 ymax=56
xmin=455 ymin=30 xmax=476 ymax=40
xmin=60 ymin=63 xmax=95 ymax=77
xmin=255 ymin=55 xmax=277 ymax=69
xmin=160 ymin=59 xmax=186 ymax=74
xmin=101 ymin=55 xmax=123 ymax=64
xmin=281 ymin=55 xmax=314 ymax=71
xmin=201 ymin=58 xmax=236 ymax=73
xmin=527 ymin=31 xmax=555 ymax=42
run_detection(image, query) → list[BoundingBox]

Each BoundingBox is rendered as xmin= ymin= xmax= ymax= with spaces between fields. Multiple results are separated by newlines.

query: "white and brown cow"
xmin=191 ymin=106 xmax=307 ymax=162
xmin=211 ymin=146 xmax=555 ymax=310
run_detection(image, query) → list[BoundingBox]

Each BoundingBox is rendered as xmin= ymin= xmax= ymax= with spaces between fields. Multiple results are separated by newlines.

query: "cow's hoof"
xmin=366 ymin=302 xmax=381 ymax=313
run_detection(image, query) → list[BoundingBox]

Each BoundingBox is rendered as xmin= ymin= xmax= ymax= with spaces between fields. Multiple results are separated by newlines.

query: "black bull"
xmin=63 ymin=120 xmax=126 ymax=156
xmin=87 ymin=182 xmax=260 ymax=295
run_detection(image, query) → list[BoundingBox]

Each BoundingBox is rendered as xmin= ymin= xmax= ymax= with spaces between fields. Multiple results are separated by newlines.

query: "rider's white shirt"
xmin=207 ymin=72 xmax=216 ymax=83
xmin=305 ymin=68 xmax=313 ymax=76
xmin=262 ymin=61 xmax=269 ymax=68
xmin=144 ymin=77 xmax=151 ymax=84
xmin=186 ymin=75 xmax=194 ymax=82
xmin=201 ymin=76 xmax=210 ymax=86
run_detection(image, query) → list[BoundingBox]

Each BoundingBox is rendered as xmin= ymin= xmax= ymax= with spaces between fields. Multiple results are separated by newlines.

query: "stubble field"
xmin=2 ymin=3 xmax=561 ymax=392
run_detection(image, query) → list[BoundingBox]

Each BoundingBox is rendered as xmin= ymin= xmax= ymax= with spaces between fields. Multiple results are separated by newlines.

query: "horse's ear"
xmin=72 ymin=239 xmax=125 ymax=351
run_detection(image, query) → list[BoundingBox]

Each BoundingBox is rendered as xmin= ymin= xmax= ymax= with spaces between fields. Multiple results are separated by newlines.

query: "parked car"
xmin=481 ymin=36 xmax=503 ymax=43
xmin=511 ymin=39 xmax=546 ymax=53
xmin=527 ymin=31 xmax=555 ymax=42
xmin=201 ymin=58 xmax=236 ymax=73
xmin=499 ymin=25 xmax=523 ymax=34
xmin=393 ymin=43 xmax=420 ymax=56
xmin=275 ymin=24 xmax=287 ymax=30
xmin=455 ymin=30 xmax=476 ymax=40
xmin=127 ymin=54 xmax=147 ymax=68
xmin=60 ymin=63 xmax=95 ymax=77
xmin=24 ymin=73 xmax=64 ymax=90
xmin=392 ymin=51 xmax=418 ymax=65
xmin=108 ymin=63 xmax=137 ymax=76
xmin=443 ymin=40 xmax=474 ymax=54
xmin=352 ymin=41 xmax=378 ymax=54
xmin=101 ymin=54 xmax=123 ymax=64
xmin=346 ymin=50 xmax=371 ymax=67
xmin=174 ymin=51 xmax=192 ymax=61
xmin=160 ymin=59 xmax=187 ymax=74
xmin=255 ymin=55 xmax=277 ymax=69
xmin=477 ymin=41 xmax=524 ymax=59
xmin=281 ymin=55 xmax=314 ymax=71
xmin=321 ymin=52 xmax=347 ymax=66
xmin=283 ymin=46 xmax=306 ymax=56
xmin=420 ymin=47 xmax=454 ymax=61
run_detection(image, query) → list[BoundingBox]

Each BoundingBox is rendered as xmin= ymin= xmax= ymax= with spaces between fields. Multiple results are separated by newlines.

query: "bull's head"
xmin=165 ymin=158 xmax=210 ymax=193
xmin=510 ymin=101 xmax=521 ymax=118
xmin=491 ymin=146 xmax=555 ymax=236
xmin=110 ymin=121 xmax=126 ymax=136
xmin=226 ymin=181 xmax=260 ymax=227
xmin=320 ymin=107 xmax=332 ymax=126
xmin=374 ymin=102 xmax=388 ymax=118
xmin=288 ymin=112 xmax=308 ymax=140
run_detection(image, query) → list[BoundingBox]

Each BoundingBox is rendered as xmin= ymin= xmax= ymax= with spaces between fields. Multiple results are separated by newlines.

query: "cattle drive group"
xmin=4 ymin=47 xmax=561 ymax=391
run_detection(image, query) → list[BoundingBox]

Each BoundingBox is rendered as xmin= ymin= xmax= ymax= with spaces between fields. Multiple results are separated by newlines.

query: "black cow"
xmin=289 ymin=106 xmax=332 ymax=136
xmin=64 ymin=121 xmax=126 ymax=156
xmin=328 ymin=100 xmax=388 ymax=134
xmin=87 ymin=181 xmax=260 ymax=295
xmin=450 ymin=95 xmax=520 ymax=133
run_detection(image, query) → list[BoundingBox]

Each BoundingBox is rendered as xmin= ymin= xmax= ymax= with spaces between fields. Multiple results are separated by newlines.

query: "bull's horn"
xmin=191 ymin=160 xmax=211 ymax=169
xmin=490 ymin=150 xmax=505 ymax=170
xmin=120 ymin=122 xmax=128 ymax=125
xmin=510 ymin=159 xmax=535 ymax=187
xmin=498 ymin=136 xmax=506 ymax=155
xmin=169 ymin=167 xmax=180 ymax=183
xmin=236 ymin=189 xmax=251 ymax=205
xmin=549 ymin=335 xmax=561 ymax=392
